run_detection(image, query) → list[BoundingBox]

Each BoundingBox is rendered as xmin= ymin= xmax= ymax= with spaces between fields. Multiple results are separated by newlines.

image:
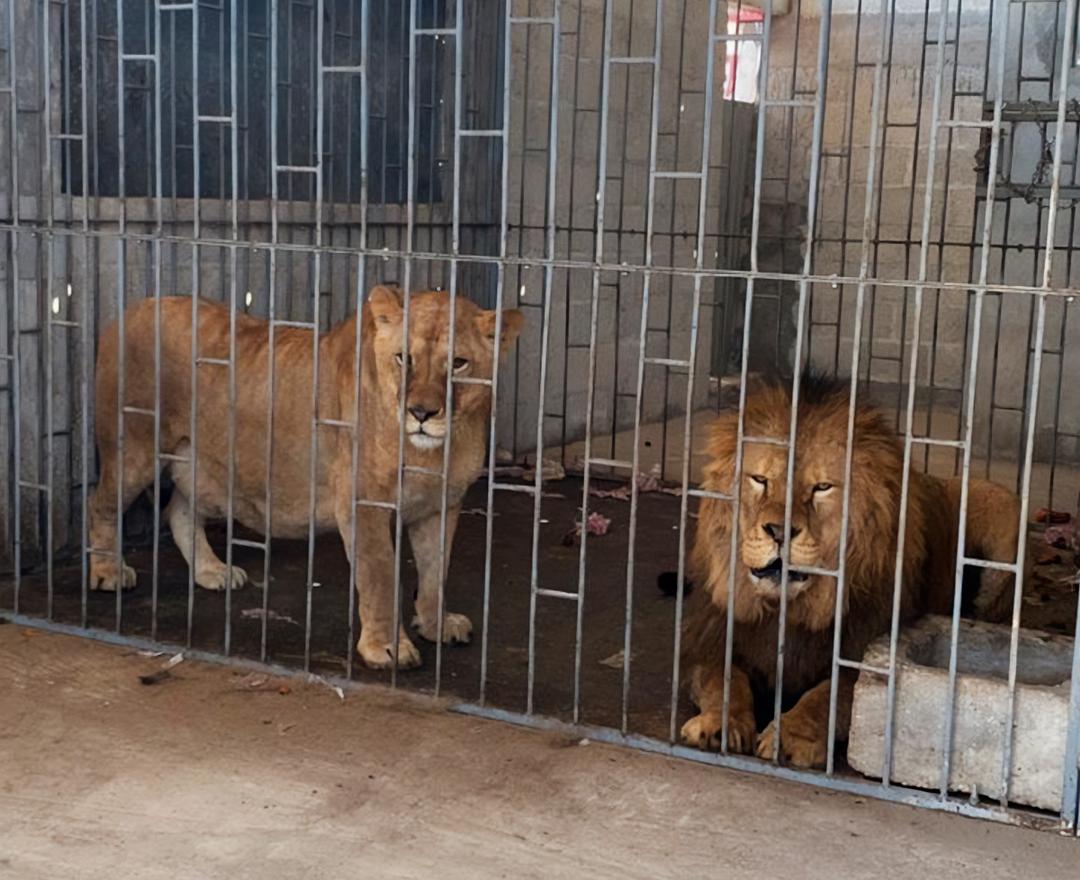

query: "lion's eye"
xmin=394 ymin=352 xmax=412 ymax=368
xmin=813 ymin=482 xmax=834 ymax=493
xmin=452 ymin=357 xmax=469 ymax=372
xmin=749 ymin=474 xmax=767 ymax=487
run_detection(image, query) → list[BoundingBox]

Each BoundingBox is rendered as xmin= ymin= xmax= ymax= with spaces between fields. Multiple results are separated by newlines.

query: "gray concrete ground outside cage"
xmin=0 ymin=625 xmax=1076 ymax=880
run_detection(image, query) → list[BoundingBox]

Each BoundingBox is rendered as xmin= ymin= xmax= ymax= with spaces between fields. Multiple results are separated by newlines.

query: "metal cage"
xmin=2 ymin=0 xmax=1079 ymax=833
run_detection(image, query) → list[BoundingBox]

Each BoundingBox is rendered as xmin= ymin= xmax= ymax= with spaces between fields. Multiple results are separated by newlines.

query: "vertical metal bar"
xmin=432 ymin=0 xmax=465 ymax=698
xmin=524 ymin=2 xmax=561 ymax=717
xmin=618 ymin=0 xmax=665 ymax=736
xmin=150 ymin=0 xmax=166 ymax=640
xmin=302 ymin=0 xmax=326 ymax=672
xmin=823 ymin=0 xmax=894 ymax=776
xmin=569 ymin=0 xmax=613 ymax=725
xmin=703 ymin=0 xmax=774 ymax=753
xmin=343 ymin=0 xmax=370 ymax=683
xmin=113 ymin=0 xmax=128 ymax=633
xmin=42 ymin=0 xmax=55 ymax=619
xmin=935 ymin=0 xmax=1017 ymax=799
xmin=999 ymin=0 xmax=1078 ymax=813
xmin=769 ymin=0 xmax=832 ymax=762
xmin=78 ymin=0 xmax=91 ymax=630
xmin=187 ymin=0 xmax=202 ymax=646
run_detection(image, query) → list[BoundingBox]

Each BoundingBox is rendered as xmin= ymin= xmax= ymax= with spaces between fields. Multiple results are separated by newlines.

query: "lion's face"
xmin=694 ymin=377 xmax=906 ymax=629
xmin=736 ymin=437 xmax=845 ymax=604
xmin=366 ymin=286 xmax=523 ymax=451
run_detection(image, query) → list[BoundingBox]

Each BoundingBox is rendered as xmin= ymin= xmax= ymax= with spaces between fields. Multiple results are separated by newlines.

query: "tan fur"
xmin=88 ymin=288 xmax=523 ymax=669
xmin=680 ymin=376 xmax=1024 ymax=767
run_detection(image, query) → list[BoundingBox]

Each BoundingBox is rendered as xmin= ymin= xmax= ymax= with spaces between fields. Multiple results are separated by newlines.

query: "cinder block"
xmin=848 ymin=615 xmax=1075 ymax=811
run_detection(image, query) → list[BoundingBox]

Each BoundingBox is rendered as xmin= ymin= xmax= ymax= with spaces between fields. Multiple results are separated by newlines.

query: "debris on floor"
xmin=523 ymin=457 xmax=566 ymax=483
xmin=234 ymin=672 xmax=270 ymax=690
xmin=139 ymin=651 xmax=184 ymax=686
xmin=598 ymin=649 xmax=632 ymax=669
xmin=240 ymin=608 xmax=301 ymax=627
xmin=1034 ymin=507 xmax=1071 ymax=524
xmin=307 ymin=673 xmax=345 ymax=701
xmin=462 ymin=507 xmax=498 ymax=517
xmin=560 ymin=511 xmax=612 ymax=546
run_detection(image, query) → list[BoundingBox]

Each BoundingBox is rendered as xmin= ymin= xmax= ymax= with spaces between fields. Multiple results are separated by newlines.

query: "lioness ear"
xmin=475 ymin=308 xmax=524 ymax=355
xmin=367 ymin=285 xmax=403 ymax=325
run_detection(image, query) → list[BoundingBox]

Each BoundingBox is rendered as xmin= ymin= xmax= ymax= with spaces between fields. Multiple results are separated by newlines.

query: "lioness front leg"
xmin=408 ymin=505 xmax=471 ymax=645
xmin=340 ymin=506 xmax=421 ymax=670
xmin=680 ymin=663 xmax=757 ymax=754
xmin=755 ymin=669 xmax=856 ymax=769
xmin=165 ymin=489 xmax=248 ymax=591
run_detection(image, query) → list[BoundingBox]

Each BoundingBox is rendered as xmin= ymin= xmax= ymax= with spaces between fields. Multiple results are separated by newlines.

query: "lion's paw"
xmin=89 ymin=559 xmax=137 ymax=592
xmin=754 ymin=717 xmax=828 ymax=769
xmin=195 ymin=562 xmax=249 ymax=592
xmin=357 ymin=633 xmax=423 ymax=670
xmin=680 ymin=710 xmax=756 ymax=754
xmin=412 ymin=612 xmax=473 ymax=645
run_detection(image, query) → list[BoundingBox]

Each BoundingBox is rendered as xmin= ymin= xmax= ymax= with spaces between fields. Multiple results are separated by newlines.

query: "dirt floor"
xmin=0 ymin=625 xmax=1077 ymax=879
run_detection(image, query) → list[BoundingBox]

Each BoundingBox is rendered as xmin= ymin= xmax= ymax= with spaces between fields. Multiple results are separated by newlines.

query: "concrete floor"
xmin=0 ymin=625 xmax=1076 ymax=879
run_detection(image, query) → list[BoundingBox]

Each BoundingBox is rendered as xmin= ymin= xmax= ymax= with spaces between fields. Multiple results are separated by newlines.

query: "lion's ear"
xmin=475 ymin=308 xmax=524 ymax=356
xmin=367 ymin=285 xmax=403 ymax=326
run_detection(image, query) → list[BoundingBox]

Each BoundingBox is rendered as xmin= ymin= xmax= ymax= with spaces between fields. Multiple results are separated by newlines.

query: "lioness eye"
xmin=749 ymin=474 xmax=767 ymax=487
xmin=813 ymin=482 xmax=833 ymax=493
xmin=453 ymin=357 xmax=469 ymax=371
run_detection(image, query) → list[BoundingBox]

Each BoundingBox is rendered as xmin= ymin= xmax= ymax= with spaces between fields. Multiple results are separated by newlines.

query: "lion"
xmin=674 ymin=373 xmax=1023 ymax=768
xmin=87 ymin=287 xmax=523 ymax=669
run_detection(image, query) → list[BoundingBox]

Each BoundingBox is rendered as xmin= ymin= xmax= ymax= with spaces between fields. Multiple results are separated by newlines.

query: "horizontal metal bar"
xmin=404 ymin=465 xmax=442 ymax=477
xmin=322 ymin=65 xmax=365 ymax=74
xmin=609 ymin=56 xmax=656 ymax=64
xmin=643 ymin=356 xmax=691 ymax=367
xmin=196 ymin=115 xmax=234 ymax=124
xmin=195 ymin=357 xmax=231 ymax=366
xmin=686 ymin=487 xmax=733 ymax=501
xmin=51 ymin=133 xmax=84 ymax=141
xmin=121 ymin=54 xmax=157 ymax=62
xmin=509 ymin=16 xmax=556 ymax=24
xmin=938 ymin=119 xmax=995 ymax=129
xmin=271 ymin=320 xmax=317 ymax=330
xmin=356 ymin=499 xmax=397 ymax=511
xmin=764 ymin=98 xmax=816 ymax=108
xmin=459 ymin=129 xmax=505 ymax=137
xmin=909 ymin=436 xmax=966 ymax=449
xmin=315 ymin=418 xmax=354 ymax=429
xmin=159 ymin=2 xmax=194 ymax=9
xmin=18 ymin=480 xmax=49 ymax=492
xmin=652 ymin=171 xmax=703 ymax=180
xmin=492 ymin=482 xmax=537 ymax=495
xmin=837 ymin=658 xmax=890 ymax=676
xmin=536 ymin=588 xmax=581 ymax=601
xmin=413 ymin=27 xmax=454 ymax=35
xmin=158 ymin=452 xmax=190 ymax=463
xmin=741 ymin=435 xmax=789 ymax=448
xmin=122 ymin=405 xmax=156 ymax=417
xmin=960 ymin=557 xmax=1019 ymax=573
xmin=587 ymin=457 xmax=633 ymax=469
xmin=49 ymin=319 xmax=80 ymax=328
xmin=713 ymin=32 xmax=763 ymax=44
xmin=789 ymin=564 xmax=840 ymax=578
xmin=231 ymin=538 xmax=267 ymax=551
xmin=276 ymin=165 xmax=319 ymax=174
xmin=453 ymin=376 xmax=493 ymax=386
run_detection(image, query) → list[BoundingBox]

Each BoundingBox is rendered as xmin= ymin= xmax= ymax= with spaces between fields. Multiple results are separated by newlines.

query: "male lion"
xmin=676 ymin=373 xmax=1022 ymax=768
xmin=88 ymin=287 xmax=523 ymax=669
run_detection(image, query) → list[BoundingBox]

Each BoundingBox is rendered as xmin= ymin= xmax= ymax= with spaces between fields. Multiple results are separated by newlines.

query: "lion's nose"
xmin=762 ymin=522 xmax=801 ymax=545
xmin=408 ymin=404 xmax=439 ymax=423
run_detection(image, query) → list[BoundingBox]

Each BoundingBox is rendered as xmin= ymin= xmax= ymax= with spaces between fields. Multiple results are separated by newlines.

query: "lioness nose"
xmin=763 ymin=522 xmax=801 ymax=544
xmin=408 ymin=404 xmax=439 ymax=423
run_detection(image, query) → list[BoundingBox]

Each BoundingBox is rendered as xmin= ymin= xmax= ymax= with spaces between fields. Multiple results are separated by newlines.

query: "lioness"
xmin=88 ymin=287 xmax=523 ymax=669
xmin=673 ymin=373 xmax=1023 ymax=767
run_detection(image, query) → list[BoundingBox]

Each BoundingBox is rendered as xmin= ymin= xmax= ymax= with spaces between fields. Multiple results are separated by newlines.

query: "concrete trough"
xmin=847 ymin=615 xmax=1075 ymax=811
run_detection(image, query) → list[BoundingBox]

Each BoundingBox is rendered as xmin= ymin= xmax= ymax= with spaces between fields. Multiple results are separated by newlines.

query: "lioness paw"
xmin=412 ymin=612 xmax=473 ymax=645
xmin=195 ymin=563 xmax=249 ymax=592
xmin=357 ymin=633 xmax=423 ymax=670
xmin=754 ymin=718 xmax=828 ymax=769
xmin=89 ymin=560 xmax=137 ymax=592
xmin=680 ymin=711 xmax=756 ymax=754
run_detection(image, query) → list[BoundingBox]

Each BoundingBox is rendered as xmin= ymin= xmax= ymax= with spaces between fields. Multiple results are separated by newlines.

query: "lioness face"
xmin=736 ymin=436 xmax=845 ymax=603
xmin=367 ymin=286 xmax=524 ymax=451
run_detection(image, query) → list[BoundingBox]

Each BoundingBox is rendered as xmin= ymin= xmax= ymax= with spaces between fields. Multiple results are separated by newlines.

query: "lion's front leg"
xmin=754 ymin=669 xmax=856 ymax=769
xmin=407 ymin=505 xmax=471 ymax=645
xmin=339 ymin=506 xmax=421 ymax=670
xmin=680 ymin=663 xmax=757 ymax=754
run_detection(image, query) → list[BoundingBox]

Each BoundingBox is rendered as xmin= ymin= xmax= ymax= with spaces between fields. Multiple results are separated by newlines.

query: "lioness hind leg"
xmin=164 ymin=490 xmax=248 ymax=591
xmin=87 ymin=447 xmax=155 ymax=592
xmin=680 ymin=664 xmax=757 ymax=754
